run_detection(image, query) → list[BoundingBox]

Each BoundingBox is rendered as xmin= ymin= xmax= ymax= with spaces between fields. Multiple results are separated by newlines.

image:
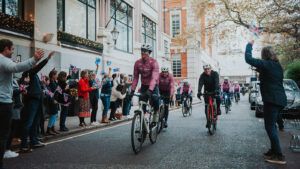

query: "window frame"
xmin=170 ymin=10 xmax=181 ymax=38
xmin=172 ymin=54 xmax=182 ymax=77
xmin=57 ymin=0 xmax=96 ymax=41
xmin=0 ymin=0 xmax=23 ymax=18
xmin=142 ymin=15 xmax=157 ymax=57
xmin=110 ymin=0 xmax=133 ymax=53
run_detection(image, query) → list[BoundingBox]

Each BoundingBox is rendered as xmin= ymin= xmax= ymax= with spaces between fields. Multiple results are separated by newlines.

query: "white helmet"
xmin=224 ymin=77 xmax=229 ymax=80
xmin=183 ymin=79 xmax=188 ymax=84
xmin=234 ymin=81 xmax=238 ymax=84
xmin=203 ymin=64 xmax=211 ymax=69
xmin=141 ymin=44 xmax=153 ymax=53
xmin=161 ymin=67 xmax=169 ymax=72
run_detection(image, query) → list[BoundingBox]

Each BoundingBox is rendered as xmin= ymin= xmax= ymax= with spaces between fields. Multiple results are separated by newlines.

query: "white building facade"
xmin=0 ymin=0 xmax=171 ymax=78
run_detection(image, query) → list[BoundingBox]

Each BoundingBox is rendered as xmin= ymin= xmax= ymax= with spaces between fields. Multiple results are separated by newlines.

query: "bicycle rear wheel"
xmin=182 ymin=105 xmax=187 ymax=117
xmin=131 ymin=111 xmax=144 ymax=154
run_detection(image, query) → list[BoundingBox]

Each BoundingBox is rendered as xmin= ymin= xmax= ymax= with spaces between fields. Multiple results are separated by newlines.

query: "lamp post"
xmin=111 ymin=26 xmax=119 ymax=45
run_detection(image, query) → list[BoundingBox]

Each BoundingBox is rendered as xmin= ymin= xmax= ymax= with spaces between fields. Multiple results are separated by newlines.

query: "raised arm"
xmin=245 ymin=43 xmax=265 ymax=69
xmin=3 ymin=58 xmax=36 ymax=73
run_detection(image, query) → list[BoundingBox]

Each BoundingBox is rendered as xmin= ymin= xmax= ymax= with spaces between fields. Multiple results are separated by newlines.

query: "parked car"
xmin=249 ymin=81 xmax=260 ymax=110
xmin=255 ymin=79 xmax=300 ymax=117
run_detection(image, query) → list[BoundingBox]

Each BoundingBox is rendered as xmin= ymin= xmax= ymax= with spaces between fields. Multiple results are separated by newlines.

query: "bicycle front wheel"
xmin=131 ymin=111 xmax=143 ymax=154
xmin=207 ymin=107 xmax=216 ymax=135
xmin=149 ymin=115 xmax=159 ymax=144
xmin=158 ymin=105 xmax=165 ymax=134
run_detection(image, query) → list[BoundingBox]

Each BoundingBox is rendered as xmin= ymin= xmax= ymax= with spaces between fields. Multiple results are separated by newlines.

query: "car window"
xmin=283 ymin=80 xmax=299 ymax=91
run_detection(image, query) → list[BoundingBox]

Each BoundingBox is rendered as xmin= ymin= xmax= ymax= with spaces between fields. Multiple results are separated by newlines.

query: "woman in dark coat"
xmin=245 ymin=41 xmax=287 ymax=165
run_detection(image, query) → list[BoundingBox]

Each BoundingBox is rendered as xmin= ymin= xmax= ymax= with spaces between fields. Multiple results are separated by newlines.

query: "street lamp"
xmin=111 ymin=26 xmax=119 ymax=45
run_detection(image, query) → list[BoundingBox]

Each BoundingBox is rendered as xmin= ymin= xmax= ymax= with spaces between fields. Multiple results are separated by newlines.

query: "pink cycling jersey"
xmin=158 ymin=73 xmax=175 ymax=95
xmin=180 ymin=84 xmax=192 ymax=94
xmin=222 ymin=82 xmax=230 ymax=92
xmin=234 ymin=84 xmax=240 ymax=92
xmin=131 ymin=57 xmax=159 ymax=92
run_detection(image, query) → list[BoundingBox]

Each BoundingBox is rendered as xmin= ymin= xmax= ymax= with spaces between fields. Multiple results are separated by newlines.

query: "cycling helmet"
xmin=234 ymin=81 xmax=238 ymax=84
xmin=183 ymin=79 xmax=189 ymax=84
xmin=141 ymin=44 xmax=153 ymax=53
xmin=161 ymin=67 xmax=169 ymax=72
xmin=224 ymin=77 xmax=229 ymax=80
xmin=203 ymin=64 xmax=211 ymax=69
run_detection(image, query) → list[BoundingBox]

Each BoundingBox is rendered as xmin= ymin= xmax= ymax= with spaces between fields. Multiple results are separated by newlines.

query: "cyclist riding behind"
xmin=221 ymin=77 xmax=232 ymax=109
xmin=158 ymin=67 xmax=175 ymax=128
xmin=197 ymin=64 xmax=221 ymax=128
xmin=180 ymin=79 xmax=193 ymax=109
xmin=233 ymin=81 xmax=241 ymax=101
xmin=130 ymin=44 xmax=160 ymax=127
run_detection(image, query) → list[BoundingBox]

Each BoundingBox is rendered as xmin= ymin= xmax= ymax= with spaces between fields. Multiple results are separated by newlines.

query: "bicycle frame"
xmin=207 ymin=96 xmax=217 ymax=122
xmin=136 ymin=100 xmax=154 ymax=135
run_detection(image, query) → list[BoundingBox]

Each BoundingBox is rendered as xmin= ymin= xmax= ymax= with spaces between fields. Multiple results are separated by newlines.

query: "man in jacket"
xmin=245 ymin=41 xmax=287 ymax=165
xmin=0 ymin=39 xmax=43 ymax=169
xmin=197 ymin=64 xmax=221 ymax=128
xmin=20 ymin=51 xmax=55 ymax=152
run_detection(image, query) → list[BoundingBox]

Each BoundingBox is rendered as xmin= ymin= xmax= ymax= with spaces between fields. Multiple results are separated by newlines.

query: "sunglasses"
xmin=141 ymin=50 xmax=150 ymax=54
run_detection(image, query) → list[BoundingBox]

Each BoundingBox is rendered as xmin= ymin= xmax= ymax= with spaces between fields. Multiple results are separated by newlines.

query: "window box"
xmin=57 ymin=31 xmax=103 ymax=53
xmin=0 ymin=12 xmax=33 ymax=37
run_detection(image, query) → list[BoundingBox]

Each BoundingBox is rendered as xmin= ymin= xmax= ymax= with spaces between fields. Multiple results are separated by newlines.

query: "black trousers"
xmin=109 ymin=101 xmax=117 ymax=119
xmin=90 ymin=98 xmax=98 ymax=123
xmin=0 ymin=103 xmax=13 ymax=169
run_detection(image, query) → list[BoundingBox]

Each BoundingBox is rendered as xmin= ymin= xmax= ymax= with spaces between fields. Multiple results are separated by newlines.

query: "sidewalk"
xmin=42 ymin=97 xmax=201 ymax=142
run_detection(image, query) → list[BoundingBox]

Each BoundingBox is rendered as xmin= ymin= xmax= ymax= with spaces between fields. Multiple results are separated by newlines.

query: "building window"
xmin=0 ymin=0 xmax=23 ymax=18
xmin=172 ymin=55 xmax=181 ymax=77
xmin=57 ymin=0 xmax=96 ymax=41
xmin=142 ymin=15 xmax=156 ymax=57
xmin=110 ymin=0 xmax=133 ymax=53
xmin=164 ymin=40 xmax=169 ymax=55
xmin=171 ymin=13 xmax=180 ymax=37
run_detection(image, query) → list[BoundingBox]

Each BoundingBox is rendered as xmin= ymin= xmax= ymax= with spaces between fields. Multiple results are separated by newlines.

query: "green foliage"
xmin=285 ymin=60 xmax=300 ymax=87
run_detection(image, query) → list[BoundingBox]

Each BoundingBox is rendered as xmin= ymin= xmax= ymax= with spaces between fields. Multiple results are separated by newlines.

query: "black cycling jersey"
xmin=198 ymin=70 xmax=220 ymax=94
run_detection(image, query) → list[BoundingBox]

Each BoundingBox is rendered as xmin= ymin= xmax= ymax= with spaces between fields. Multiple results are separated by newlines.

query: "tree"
xmin=191 ymin=0 xmax=300 ymax=64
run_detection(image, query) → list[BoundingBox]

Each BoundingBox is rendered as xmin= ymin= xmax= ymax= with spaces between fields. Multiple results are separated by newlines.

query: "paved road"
xmin=4 ymin=96 xmax=300 ymax=169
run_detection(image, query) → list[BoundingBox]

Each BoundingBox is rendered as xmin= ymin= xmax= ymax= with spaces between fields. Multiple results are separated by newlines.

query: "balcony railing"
xmin=57 ymin=31 xmax=103 ymax=53
xmin=0 ymin=13 xmax=34 ymax=37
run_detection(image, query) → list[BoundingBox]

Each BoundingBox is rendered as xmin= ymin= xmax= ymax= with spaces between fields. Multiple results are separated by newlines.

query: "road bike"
xmin=181 ymin=94 xmax=192 ymax=117
xmin=131 ymin=94 xmax=159 ymax=154
xmin=234 ymin=92 xmax=240 ymax=103
xmin=223 ymin=92 xmax=231 ymax=114
xmin=158 ymin=95 xmax=169 ymax=133
xmin=203 ymin=92 xmax=218 ymax=135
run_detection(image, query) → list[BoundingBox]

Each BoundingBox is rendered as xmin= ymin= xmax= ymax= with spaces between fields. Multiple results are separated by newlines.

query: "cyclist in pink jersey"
xmin=130 ymin=44 xmax=160 ymax=126
xmin=158 ymin=67 xmax=175 ymax=128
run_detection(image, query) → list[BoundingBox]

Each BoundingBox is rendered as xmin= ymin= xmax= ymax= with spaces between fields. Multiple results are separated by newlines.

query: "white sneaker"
xmin=122 ymin=116 xmax=128 ymax=120
xmin=4 ymin=150 xmax=19 ymax=159
xmin=91 ymin=122 xmax=96 ymax=126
